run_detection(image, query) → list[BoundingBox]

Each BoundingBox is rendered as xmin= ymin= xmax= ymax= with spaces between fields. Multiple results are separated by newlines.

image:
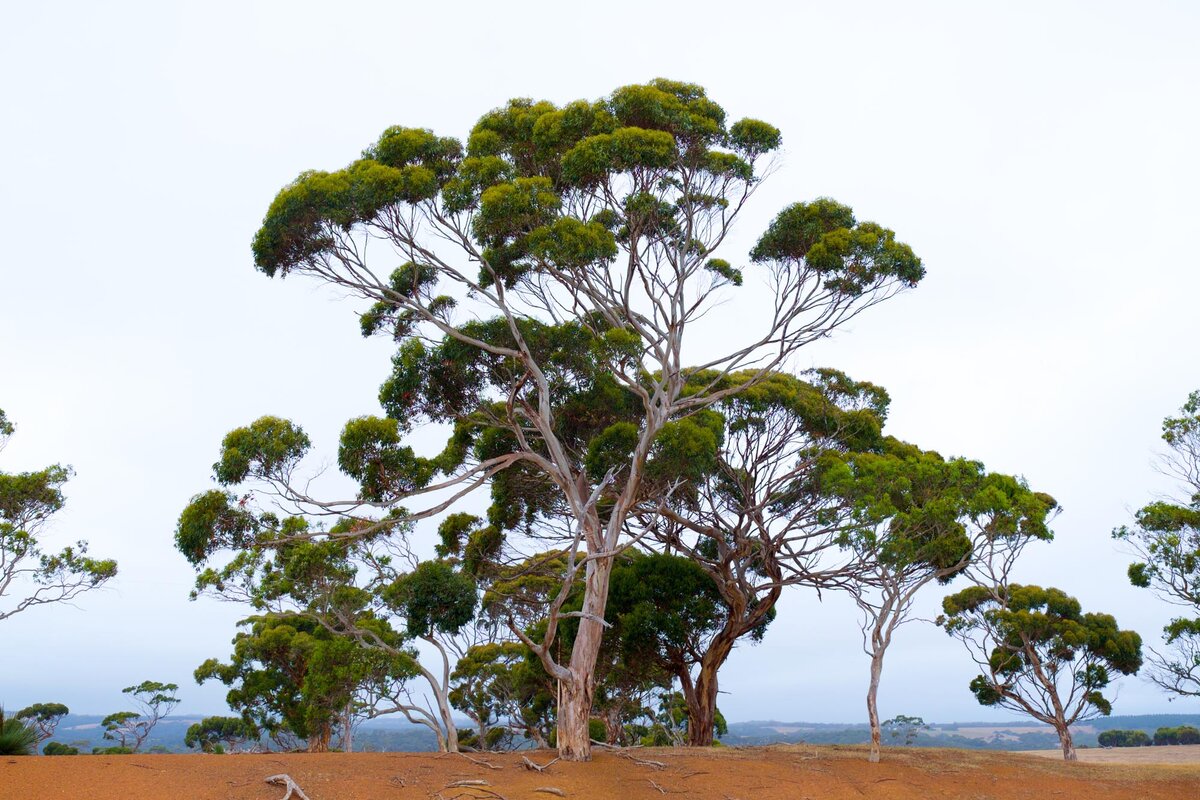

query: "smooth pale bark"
xmin=429 ymin=672 xmax=460 ymax=753
xmin=551 ymin=553 xmax=616 ymax=760
xmin=866 ymin=650 xmax=885 ymax=763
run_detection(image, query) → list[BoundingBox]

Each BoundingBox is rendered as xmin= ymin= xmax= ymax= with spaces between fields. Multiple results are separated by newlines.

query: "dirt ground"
xmin=3 ymin=744 xmax=1199 ymax=800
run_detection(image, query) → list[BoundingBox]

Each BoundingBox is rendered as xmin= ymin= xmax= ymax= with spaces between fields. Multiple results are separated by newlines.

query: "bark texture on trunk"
xmin=686 ymin=636 xmax=733 ymax=747
xmin=1056 ymin=724 xmax=1077 ymax=761
xmin=682 ymin=575 xmax=782 ymax=747
xmin=866 ymin=651 xmax=884 ymax=763
xmin=554 ymin=553 xmax=614 ymax=761
xmin=556 ymin=675 xmax=594 ymax=760
xmin=307 ymin=724 xmax=332 ymax=753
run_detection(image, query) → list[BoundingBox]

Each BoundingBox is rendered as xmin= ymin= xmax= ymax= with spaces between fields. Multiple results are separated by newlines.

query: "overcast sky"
xmin=2 ymin=1 xmax=1198 ymax=726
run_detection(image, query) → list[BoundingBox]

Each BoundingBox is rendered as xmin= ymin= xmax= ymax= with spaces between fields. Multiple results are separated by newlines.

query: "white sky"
xmin=1 ymin=1 xmax=1198 ymax=725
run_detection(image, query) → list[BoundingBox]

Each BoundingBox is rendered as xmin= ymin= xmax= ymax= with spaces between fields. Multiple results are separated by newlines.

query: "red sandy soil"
xmin=3 ymin=744 xmax=1199 ymax=800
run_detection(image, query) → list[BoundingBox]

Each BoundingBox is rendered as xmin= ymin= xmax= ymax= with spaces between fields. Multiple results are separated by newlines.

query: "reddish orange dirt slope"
xmin=3 ymin=745 xmax=1198 ymax=800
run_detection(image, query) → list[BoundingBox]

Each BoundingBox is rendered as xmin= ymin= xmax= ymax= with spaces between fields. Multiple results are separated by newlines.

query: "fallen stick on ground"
xmin=264 ymin=774 xmax=311 ymax=800
xmin=521 ymin=756 xmax=560 ymax=772
xmin=533 ymin=788 xmax=566 ymax=797
xmin=617 ymin=751 xmax=667 ymax=769
xmin=446 ymin=779 xmax=491 ymax=788
xmin=459 ymin=752 xmax=503 ymax=770
xmin=442 ymin=786 xmax=510 ymax=800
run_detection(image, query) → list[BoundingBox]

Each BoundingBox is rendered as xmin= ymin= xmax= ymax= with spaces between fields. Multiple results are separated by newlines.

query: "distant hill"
xmin=39 ymin=712 xmax=1200 ymax=753
xmin=47 ymin=714 xmax=444 ymax=754
xmin=724 ymin=714 xmax=1200 ymax=750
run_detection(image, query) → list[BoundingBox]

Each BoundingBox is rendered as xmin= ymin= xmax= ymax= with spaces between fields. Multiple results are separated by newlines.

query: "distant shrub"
xmin=0 ymin=708 xmax=38 ymax=756
xmin=184 ymin=716 xmax=251 ymax=754
xmin=1153 ymin=725 xmax=1200 ymax=746
xmin=92 ymin=745 xmax=134 ymax=755
xmin=1098 ymin=729 xmax=1151 ymax=747
xmin=43 ymin=741 xmax=80 ymax=755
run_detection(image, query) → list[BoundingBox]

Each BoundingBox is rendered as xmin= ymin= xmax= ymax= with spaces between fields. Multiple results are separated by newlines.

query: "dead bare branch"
xmin=521 ymin=755 xmax=560 ymax=772
xmin=459 ymin=752 xmax=503 ymax=770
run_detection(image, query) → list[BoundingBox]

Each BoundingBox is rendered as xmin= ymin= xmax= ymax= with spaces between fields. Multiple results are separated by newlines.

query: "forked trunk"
xmin=866 ymin=651 xmax=884 ymax=763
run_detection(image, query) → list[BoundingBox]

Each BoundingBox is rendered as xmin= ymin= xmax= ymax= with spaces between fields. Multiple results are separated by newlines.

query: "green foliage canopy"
xmin=940 ymin=584 xmax=1142 ymax=727
xmin=0 ymin=408 xmax=116 ymax=621
xmin=1114 ymin=390 xmax=1200 ymax=699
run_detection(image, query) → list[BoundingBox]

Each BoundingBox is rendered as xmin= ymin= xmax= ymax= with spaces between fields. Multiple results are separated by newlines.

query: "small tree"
xmin=195 ymin=614 xmax=400 ymax=753
xmin=634 ymin=369 xmax=890 ymax=745
xmin=1097 ymin=729 xmax=1151 ymax=747
xmin=1114 ymin=390 xmax=1200 ymax=699
xmin=882 ymin=715 xmax=928 ymax=746
xmin=102 ymin=681 xmax=180 ymax=752
xmin=827 ymin=440 xmax=1057 ymax=763
xmin=0 ymin=408 xmax=116 ymax=622
xmin=180 ymin=517 xmax=480 ymax=753
xmin=939 ymin=584 xmax=1142 ymax=760
xmin=15 ymin=703 xmax=69 ymax=750
xmin=184 ymin=716 xmax=252 ymax=753
xmin=1153 ymin=725 xmax=1200 ymax=745
xmin=604 ymin=550 xmax=742 ymax=746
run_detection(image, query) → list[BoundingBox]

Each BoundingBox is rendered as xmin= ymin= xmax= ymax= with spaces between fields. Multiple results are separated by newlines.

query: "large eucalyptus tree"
xmin=179 ymin=80 xmax=924 ymax=759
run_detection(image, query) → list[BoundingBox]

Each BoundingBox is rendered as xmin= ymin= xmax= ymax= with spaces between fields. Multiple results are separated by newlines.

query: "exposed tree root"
xmin=521 ymin=756 xmax=560 ymax=772
xmin=264 ymin=774 xmax=311 ymax=800
xmin=617 ymin=751 xmax=666 ymax=769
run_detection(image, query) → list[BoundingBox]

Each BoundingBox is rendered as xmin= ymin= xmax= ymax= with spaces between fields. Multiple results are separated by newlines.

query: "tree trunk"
xmin=1056 ymin=724 xmax=1077 ymax=761
xmin=685 ymin=566 xmax=783 ymax=747
xmin=686 ymin=644 xmax=729 ymax=747
xmin=602 ymin=703 xmax=623 ymax=746
xmin=866 ymin=650 xmax=884 ymax=763
xmin=438 ymin=696 xmax=459 ymax=753
xmin=307 ymin=724 xmax=332 ymax=753
xmin=555 ymin=554 xmax=614 ymax=761
xmin=556 ymin=674 xmax=594 ymax=760
xmin=431 ymin=724 xmax=447 ymax=753
xmin=687 ymin=678 xmax=718 ymax=747
xmin=342 ymin=703 xmax=353 ymax=753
